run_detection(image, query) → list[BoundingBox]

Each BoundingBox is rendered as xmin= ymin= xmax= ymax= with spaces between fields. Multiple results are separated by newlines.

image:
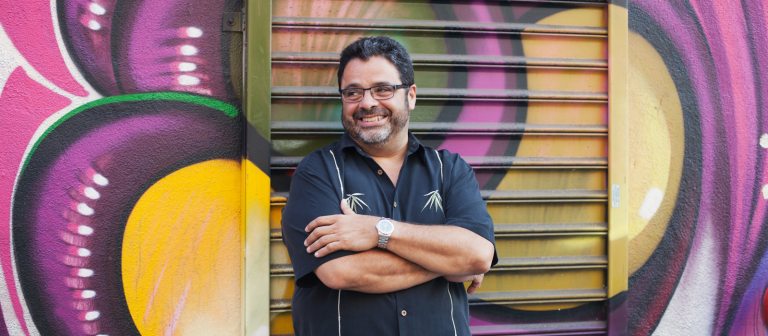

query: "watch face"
xmin=377 ymin=219 xmax=394 ymax=234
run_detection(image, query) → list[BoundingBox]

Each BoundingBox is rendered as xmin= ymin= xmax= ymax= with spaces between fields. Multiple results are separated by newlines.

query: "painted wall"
xmin=0 ymin=1 xmax=246 ymax=335
xmin=627 ymin=1 xmax=768 ymax=335
xmin=2 ymin=0 xmax=768 ymax=335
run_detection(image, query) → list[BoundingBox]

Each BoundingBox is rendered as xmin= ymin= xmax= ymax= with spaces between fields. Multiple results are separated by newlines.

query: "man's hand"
xmin=304 ymin=199 xmax=378 ymax=257
xmin=466 ymin=274 xmax=484 ymax=294
xmin=444 ymin=274 xmax=485 ymax=294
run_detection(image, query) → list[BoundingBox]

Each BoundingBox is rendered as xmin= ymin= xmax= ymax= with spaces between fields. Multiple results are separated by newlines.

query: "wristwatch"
xmin=376 ymin=218 xmax=395 ymax=249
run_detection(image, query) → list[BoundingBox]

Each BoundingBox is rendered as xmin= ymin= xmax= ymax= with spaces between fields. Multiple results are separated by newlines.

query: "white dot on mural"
xmin=77 ymin=268 xmax=94 ymax=277
xmin=185 ymin=26 xmax=203 ymax=38
xmin=83 ymin=187 xmax=101 ymax=200
xmin=77 ymin=248 xmax=92 ymax=257
xmin=760 ymin=133 xmax=768 ymax=148
xmin=77 ymin=203 xmax=94 ymax=216
xmin=81 ymin=290 xmax=97 ymax=299
xmin=87 ymin=19 xmax=102 ymax=31
xmin=89 ymin=3 xmax=107 ymax=15
xmin=179 ymin=44 xmax=199 ymax=56
xmin=762 ymin=184 xmax=768 ymax=199
xmin=638 ymin=187 xmax=664 ymax=220
xmin=92 ymin=173 xmax=109 ymax=186
xmin=178 ymin=74 xmax=201 ymax=86
xmin=177 ymin=62 xmax=197 ymax=72
xmin=84 ymin=311 xmax=100 ymax=321
xmin=77 ymin=225 xmax=94 ymax=236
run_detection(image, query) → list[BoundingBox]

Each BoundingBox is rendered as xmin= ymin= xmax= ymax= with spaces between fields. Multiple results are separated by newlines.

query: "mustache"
xmin=353 ymin=107 xmax=390 ymax=119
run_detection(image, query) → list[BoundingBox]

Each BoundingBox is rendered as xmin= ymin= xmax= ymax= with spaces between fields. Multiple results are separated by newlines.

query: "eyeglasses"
xmin=338 ymin=84 xmax=411 ymax=103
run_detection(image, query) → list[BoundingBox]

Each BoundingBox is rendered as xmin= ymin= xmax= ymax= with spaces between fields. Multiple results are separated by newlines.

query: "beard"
xmin=343 ymin=98 xmax=409 ymax=146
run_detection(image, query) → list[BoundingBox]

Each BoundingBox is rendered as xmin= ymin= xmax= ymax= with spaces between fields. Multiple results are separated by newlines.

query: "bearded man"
xmin=281 ymin=36 xmax=497 ymax=336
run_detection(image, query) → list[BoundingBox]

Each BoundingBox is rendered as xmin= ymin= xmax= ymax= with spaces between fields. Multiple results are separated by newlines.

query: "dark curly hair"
xmin=337 ymin=36 xmax=414 ymax=89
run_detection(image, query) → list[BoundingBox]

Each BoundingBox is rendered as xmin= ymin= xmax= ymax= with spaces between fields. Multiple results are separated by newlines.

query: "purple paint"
xmin=113 ymin=0 xmax=233 ymax=101
xmin=439 ymin=3 xmax=507 ymax=156
xmin=59 ymin=0 xmax=119 ymax=95
xmin=687 ymin=2 xmax=758 ymax=331
xmin=729 ymin=248 xmax=768 ymax=335
xmin=14 ymin=99 xmax=239 ymax=334
xmin=629 ymin=1 xmax=722 ymax=334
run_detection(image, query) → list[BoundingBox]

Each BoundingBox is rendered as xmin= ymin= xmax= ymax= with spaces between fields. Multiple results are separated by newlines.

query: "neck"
xmin=355 ymin=131 xmax=409 ymax=159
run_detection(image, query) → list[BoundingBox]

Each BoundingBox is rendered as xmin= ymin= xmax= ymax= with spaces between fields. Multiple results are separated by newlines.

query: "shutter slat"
xmin=273 ymin=17 xmax=607 ymax=36
xmin=272 ymin=52 xmax=607 ymax=69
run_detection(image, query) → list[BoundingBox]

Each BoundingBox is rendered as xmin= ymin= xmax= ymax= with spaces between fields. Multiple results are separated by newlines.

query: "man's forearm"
xmin=386 ymin=222 xmax=494 ymax=276
xmin=315 ymin=249 xmax=439 ymax=293
xmin=303 ymin=201 xmax=494 ymax=282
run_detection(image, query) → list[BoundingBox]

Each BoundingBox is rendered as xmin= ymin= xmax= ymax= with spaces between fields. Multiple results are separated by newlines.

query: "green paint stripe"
xmin=21 ymin=92 xmax=239 ymax=176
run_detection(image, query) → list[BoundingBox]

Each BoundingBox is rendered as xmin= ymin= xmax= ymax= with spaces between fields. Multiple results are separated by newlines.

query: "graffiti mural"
xmin=269 ymin=0 xmax=768 ymax=335
xmin=0 ymin=0 xmax=256 ymax=335
xmin=2 ymin=0 xmax=767 ymax=335
xmin=628 ymin=1 xmax=768 ymax=335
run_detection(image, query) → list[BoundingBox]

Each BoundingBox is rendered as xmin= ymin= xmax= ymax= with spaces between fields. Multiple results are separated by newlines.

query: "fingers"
xmin=466 ymin=274 xmax=484 ymax=294
xmin=304 ymin=225 xmax=333 ymax=248
xmin=466 ymin=280 xmax=480 ymax=294
xmin=305 ymin=215 xmax=338 ymax=232
xmin=306 ymin=233 xmax=338 ymax=256
xmin=303 ymin=206 xmax=376 ymax=257
xmin=304 ymin=199 xmax=354 ymax=232
xmin=340 ymin=199 xmax=355 ymax=215
xmin=311 ymin=241 xmax=340 ymax=258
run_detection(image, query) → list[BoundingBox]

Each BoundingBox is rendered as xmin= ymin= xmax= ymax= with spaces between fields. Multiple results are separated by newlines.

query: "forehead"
xmin=340 ymin=56 xmax=400 ymax=87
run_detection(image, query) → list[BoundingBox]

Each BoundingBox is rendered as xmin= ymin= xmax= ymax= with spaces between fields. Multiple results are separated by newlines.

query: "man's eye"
xmin=344 ymin=90 xmax=362 ymax=97
xmin=373 ymin=86 xmax=394 ymax=93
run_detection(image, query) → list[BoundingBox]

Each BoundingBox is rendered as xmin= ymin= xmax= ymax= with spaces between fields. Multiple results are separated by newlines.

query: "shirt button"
xmin=401 ymin=309 xmax=407 ymax=317
xmin=377 ymin=169 xmax=383 ymax=175
xmin=393 ymin=201 xmax=398 ymax=208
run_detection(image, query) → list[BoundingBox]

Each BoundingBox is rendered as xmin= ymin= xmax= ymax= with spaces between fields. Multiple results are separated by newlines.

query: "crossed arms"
xmin=282 ymin=152 xmax=496 ymax=294
xmin=306 ymin=200 xmax=494 ymax=294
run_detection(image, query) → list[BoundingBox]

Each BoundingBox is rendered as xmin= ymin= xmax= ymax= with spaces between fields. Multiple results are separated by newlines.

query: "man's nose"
xmin=359 ymin=89 xmax=378 ymax=109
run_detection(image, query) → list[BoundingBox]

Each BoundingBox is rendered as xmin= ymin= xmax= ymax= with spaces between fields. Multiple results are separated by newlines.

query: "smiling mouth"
xmin=360 ymin=115 xmax=385 ymax=122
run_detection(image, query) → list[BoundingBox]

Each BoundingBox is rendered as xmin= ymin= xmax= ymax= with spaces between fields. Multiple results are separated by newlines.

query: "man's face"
xmin=339 ymin=56 xmax=416 ymax=146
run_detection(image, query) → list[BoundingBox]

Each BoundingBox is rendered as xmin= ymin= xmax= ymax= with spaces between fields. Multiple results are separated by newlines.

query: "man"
xmin=281 ymin=36 xmax=497 ymax=336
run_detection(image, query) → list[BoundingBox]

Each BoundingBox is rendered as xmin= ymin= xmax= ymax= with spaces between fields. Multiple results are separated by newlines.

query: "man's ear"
xmin=407 ymin=84 xmax=417 ymax=110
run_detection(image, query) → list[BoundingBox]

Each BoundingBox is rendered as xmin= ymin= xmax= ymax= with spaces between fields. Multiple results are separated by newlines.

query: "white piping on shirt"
xmin=447 ymin=282 xmax=458 ymax=336
xmin=337 ymin=290 xmax=342 ymax=336
xmin=329 ymin=149 xmax=344 ymax=336
xmin=329 ymin=150 xmax=344 ymax=197
xmin=434 ymin=150 xmax=444 ymax=183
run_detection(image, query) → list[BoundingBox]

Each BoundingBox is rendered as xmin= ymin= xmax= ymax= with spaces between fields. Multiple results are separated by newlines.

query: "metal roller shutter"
xmin=258 ymin=1 xmax=625 ymax=334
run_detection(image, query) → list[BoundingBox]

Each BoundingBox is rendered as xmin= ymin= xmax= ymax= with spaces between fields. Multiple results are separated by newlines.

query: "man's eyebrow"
xmin=342 ymin=81 xmax=396 ymax=89
xmin=372 ymin=81 xmax=396 ymax=86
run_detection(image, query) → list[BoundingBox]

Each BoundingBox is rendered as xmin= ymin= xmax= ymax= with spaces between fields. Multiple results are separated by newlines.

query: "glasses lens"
xmin=371 ymin=85 xmax=395 ymax=99
xmin=341 ymin=85 xmax=404 ymax=102
xmin=342 ymin=88 xmax=364 ymax=102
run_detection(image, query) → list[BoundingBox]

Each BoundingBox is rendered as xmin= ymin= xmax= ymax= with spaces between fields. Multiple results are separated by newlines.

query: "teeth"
xmin=361 ymin=116 xmax=383 ymax=122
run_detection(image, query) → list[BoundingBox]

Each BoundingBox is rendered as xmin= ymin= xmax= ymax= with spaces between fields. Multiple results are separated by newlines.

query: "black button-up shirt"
xmin=282 ymin=132 xmax=497 ymax=336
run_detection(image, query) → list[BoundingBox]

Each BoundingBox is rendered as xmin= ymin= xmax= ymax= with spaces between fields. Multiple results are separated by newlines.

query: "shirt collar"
xmin=339 ymin=132 xmax=425 ymax=157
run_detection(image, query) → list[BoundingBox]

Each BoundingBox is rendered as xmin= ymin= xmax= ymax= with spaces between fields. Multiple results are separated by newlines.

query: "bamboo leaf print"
xmin=344 ymin=193 xmax=370 ymax=213
xmin=422 ymin=190 xmax=443 ymax=212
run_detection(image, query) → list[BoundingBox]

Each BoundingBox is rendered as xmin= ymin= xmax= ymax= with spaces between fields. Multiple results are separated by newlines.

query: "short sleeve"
xmin=281 ymin=152 xmax=356 ymax=287
xmin=441 ymin=151 xmax=498 ymax=266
